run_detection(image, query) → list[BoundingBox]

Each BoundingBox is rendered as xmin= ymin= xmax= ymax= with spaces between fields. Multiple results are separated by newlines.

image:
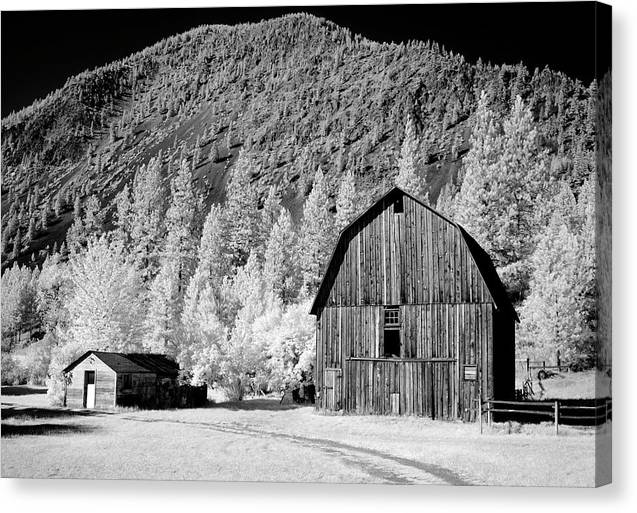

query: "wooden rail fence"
xmin=479 ymin=398 xmax=612 ymax=435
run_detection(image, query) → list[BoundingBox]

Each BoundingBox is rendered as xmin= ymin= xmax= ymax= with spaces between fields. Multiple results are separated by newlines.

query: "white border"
xmin=1 ymin=1 xmax=636 ymax=512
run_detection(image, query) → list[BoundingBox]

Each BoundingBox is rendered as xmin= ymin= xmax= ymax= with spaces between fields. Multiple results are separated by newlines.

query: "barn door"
xmin=84 ymin=371 xmax=96 ymax=408
xmin=323 ymin=368 xmax=342 ymax=411
xmin=423 ymin=361 xmax=456 ymax=420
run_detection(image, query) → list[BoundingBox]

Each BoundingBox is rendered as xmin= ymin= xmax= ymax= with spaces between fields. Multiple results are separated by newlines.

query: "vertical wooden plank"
xmin=385 ymin=201 xmax=391 ymax=304
xmin=487 ymin=304 xmax=494 ymax=400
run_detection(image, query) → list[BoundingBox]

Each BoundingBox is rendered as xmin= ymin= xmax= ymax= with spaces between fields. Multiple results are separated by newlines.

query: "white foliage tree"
xmin=335 ymin=167 xmax=358 ymax=232
xmin=454 ymin=93 xmax=548 ymax=295
xmin=143 ymin=158 xmax=199 ymax=354
xmin=263 ymin=208 xmax=300 ymax=304
xmin=163 ymin=158 xmax=199 ymax=292
xmin=254 ymin=184 xmax=282 ymax=260
xmin=299 ymin=167 xmax=334 ymax=293
xmin=1 ymin=263 xmax=38 ymax=351
xmin=517 ymin=213 xmax=593 ymax=362
xmin=395 ymin=115 xmax=429 ymax=202
xmin=65 ymin=236 xmax=146 ymax=353
xmin=46 ymin=236 xmax=145 ymax=404
xmin=265 ymin=297 xmax=316 ymax=391
xmin=143 ymin=258 xmax=181 ymax=356
xmin=225 ymin=149 xmax=260 ymax=268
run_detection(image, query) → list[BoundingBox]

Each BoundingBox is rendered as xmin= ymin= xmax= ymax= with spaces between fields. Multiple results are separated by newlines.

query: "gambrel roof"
xmin=310 ymin=187 xmax=518 ymax=321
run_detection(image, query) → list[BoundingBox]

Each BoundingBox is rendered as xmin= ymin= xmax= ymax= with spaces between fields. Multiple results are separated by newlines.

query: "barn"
xmin=63 ymin=351 xmax=205 ymax=409
xmin=310 ymin=187 xmax=518 ymax=421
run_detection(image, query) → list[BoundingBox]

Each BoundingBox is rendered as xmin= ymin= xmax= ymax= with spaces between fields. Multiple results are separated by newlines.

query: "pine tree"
xmin=224 ymin=149 xmax=260 ymax=269
xmin=299 ymin=167 xmax=334 ymax=293
xmin=73 ymin=194 xmax=82 ymax=219
xmin=2 ymin=215 xmax=17 ymax=254
xmin=163 ymin=158 xmax=199 ymax=294
xmin=142 ymin=160 xmax=198 ymax=354
xmin=395 ymin=115 xmax=429 ymax=202
xmin=143 ymin=258 xmax=181 ymax=356
xmin=40 ymin=200 xmax=49 ymax=231
xmin=54 ymin=192 xmax=65 ymax=216
xmin=128 ymin=158 xmax=167 ymax=281
xmin=185 ymin=203 xmax=230 ymax=303
xmin=66 ymin=195 xmax=104 ymax=253
xmin=454 ymin=93 xmax=546 ymax=272
xmin=254 ymin=185 xmax=281 ymax=260
xmin=264 ymin=208 xmax=300 ymax=303
xmin=26 ymin=216 xmax=36 ymax=242
xmin=209 ymin=143 xmax=219 ymax=164
xmin=335 ymin=168 xmax=358 ymax=232
xmin=435 ymin=181 xmax=459 ymax=218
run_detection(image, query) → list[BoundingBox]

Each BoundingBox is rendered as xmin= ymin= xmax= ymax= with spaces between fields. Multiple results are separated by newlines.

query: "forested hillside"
xmin=0 ymin=13 xmax=609 ymax=399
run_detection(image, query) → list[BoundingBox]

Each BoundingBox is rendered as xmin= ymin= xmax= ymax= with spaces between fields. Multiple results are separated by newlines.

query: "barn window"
xmin=393 ymin=196 xmax=404 ymax=214
xmin=383 ymin=307 xmax=401 ymax=358
xmin=464 ymin=365 xmax=477 ymax=381
xmin=122 ymin=374 xmax=132 ymax=391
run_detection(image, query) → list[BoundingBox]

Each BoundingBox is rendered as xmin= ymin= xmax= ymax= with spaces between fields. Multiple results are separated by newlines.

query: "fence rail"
xmin=479 ymin=398 xmax=612 ymax=435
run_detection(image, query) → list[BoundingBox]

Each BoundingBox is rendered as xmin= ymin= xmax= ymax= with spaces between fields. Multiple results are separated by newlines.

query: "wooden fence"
xmin=479 ymin=398 xmax=612 ymax=435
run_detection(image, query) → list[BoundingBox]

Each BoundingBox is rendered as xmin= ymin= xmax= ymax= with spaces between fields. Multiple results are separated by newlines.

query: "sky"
xmin=1 ymin=2 xmax=611 ymax=117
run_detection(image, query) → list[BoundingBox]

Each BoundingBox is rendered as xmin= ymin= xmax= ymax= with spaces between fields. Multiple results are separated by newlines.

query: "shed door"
xmin=84 ymin=371 xmax=96 ymax=408
xmin=323 ymin=368 xmax=342 ymax=411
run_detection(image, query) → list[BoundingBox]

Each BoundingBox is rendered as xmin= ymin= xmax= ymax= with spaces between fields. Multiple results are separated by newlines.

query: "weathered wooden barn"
xmin=310 ymin=187 xmax=518 ymax=421
xmin=63 ymin=351 xmax=205 ymax=409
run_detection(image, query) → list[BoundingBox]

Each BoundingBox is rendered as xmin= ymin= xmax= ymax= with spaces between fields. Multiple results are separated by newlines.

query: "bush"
xmin=21 ymin=336 xmax=52 ymax=385
xmin=1 ymin=352 xmax=28 ymax=385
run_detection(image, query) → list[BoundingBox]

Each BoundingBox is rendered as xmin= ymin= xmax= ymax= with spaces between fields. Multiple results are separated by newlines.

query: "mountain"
xmin=1 ymin=12 xmax=596 ymax=270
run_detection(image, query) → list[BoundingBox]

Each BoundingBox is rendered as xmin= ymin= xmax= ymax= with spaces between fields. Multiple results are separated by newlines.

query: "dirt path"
xmin=121 ymin=415 xmax=472 ymax=485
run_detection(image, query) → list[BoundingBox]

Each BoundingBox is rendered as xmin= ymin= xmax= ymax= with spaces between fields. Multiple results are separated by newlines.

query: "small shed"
xmin=310 ymin=187 xmax=518 ymax=421
xmin=63 ymin=351 xmax=188 ymax=409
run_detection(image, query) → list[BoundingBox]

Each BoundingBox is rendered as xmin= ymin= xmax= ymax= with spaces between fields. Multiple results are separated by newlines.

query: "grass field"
xmin=1 ymin=385 xmax=609 ymax=486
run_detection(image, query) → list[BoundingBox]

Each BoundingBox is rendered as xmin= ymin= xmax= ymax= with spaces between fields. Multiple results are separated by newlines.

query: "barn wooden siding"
xmin=314 ymin=194 xmax=493 ymax=309
xmin=313 ymin=190 xmax=515 ymax=421
xmin=316 ymin=303 xmax=495 ymax=420
xmin=65 ymin=358 xmax=116 ymax=409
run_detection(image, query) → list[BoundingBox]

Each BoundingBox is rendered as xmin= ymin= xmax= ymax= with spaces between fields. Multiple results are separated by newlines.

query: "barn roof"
xmin=309 ymin=186 xmax=518 ymax=321
xmin=63 ymin=351 xmax=180 ymax=376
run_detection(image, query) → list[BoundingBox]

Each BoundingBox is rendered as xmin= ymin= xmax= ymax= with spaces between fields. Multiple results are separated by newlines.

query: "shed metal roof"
xmin=63 ymin=351 xmax=180 ymax=376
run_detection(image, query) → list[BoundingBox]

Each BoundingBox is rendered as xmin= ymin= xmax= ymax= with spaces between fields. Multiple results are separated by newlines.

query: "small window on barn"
xmin=383 ymin=307 xmax=401 ymax=358
xmin=122 ymin=374 xmax=132 ymax=391
xmin=393 ymin=196 xmax=404 ymax=214
xmin=464 ymin=365 xmax=477 ymax=381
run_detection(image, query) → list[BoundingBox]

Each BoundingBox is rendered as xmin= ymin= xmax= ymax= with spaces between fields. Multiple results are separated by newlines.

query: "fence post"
xmin=487 ymin=400 xmax=492 ymax=427
xmin=526 ymin=357 xmax=530 ymax=377
xmin=554 ymin=400 xmax=559 ymax=436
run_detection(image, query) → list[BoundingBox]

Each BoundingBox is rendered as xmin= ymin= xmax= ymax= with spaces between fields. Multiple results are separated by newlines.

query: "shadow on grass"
xmin=209 ymin=398 xmax=310 ymax=412
xmin=1 ymin=385 xmax=47 ymax=396
xmin=1 ymin=405 xmax=112 ymax=421
xmin=1 ymin=422 xmax=97 ymax=437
